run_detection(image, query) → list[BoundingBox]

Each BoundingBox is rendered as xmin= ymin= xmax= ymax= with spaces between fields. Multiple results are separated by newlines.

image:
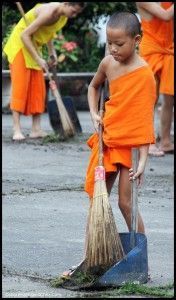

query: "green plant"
xmin=51 ymin=271 xmax=98 ymax=288
xmin=2 ymin=23 xmax=17 ymax=69
xmin=54 ymin=34 xmax=80 ymax=62
xmin=101 ymin=282 xmax=174 ymax=298
xmin=55 ymin=27 xmax=104 ymax=72
xmin=2 ymin=5 xmax=20 ymax=39
xmin=42 ymin=32 xmax=82 ymax=72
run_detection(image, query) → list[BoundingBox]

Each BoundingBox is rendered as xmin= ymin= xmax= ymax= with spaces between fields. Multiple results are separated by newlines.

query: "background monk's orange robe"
xmin=10 ymin=50 xmax=46 ymax=116
xmin=85 ymin=66 xmax=156 ymax=198
xmin=139 ymin=2 xmax=174 ymax=96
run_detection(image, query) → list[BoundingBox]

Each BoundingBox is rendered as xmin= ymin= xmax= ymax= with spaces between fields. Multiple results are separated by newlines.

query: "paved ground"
xmin=2 ymin=111 xmax=174 ymax=298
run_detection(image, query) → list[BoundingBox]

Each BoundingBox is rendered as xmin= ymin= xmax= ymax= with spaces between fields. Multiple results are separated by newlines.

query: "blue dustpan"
xmin=62 ymin=149 xmax=148 ymax=290
xmin=95 ymin=232 xmax=148 ymax=287
xmin=95 ymin=148 xmax=148 ymax=287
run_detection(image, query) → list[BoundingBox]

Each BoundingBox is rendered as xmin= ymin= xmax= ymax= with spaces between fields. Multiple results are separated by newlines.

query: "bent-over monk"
xmin=3 ymin=2 xmax=85 ymax=140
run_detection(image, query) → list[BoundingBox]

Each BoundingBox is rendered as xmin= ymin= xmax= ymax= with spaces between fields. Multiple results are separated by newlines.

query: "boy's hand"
xmin=91 ymin=112 xmax=103 ymax=132
xmin=129 ymin=162 xmax=145 ymax=187
xmin=129 ymin=144 xmax=149 ymax=187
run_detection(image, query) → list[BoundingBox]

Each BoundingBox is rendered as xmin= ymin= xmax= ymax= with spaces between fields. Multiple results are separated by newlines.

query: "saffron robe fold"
xmin=139 ymin=2 xmax=174 ymax=95
xmin=84 ymin=66 xmax=156 ymax=198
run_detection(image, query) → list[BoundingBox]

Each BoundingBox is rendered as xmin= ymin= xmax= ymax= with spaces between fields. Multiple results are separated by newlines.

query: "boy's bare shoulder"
xmin=101 ymin=55 xmax=112 ymax=64
xmin=140 ymin=59 xmax=148 ymax=67
xmin=137 ymin=55 xmax=149 ymax=67
xmin=99 ymin=55 xmax=113 ymax=70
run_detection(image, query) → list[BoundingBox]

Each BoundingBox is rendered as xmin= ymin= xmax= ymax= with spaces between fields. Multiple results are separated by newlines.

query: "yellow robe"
xmin=3 ymin=3 xmax=68 ymax=70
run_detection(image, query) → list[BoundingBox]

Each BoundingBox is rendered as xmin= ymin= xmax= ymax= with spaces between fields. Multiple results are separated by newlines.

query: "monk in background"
xmin=136 ymin=2 xmax=174 ymax=156
xmin=3 ymin=2 xmax=85 ymax=141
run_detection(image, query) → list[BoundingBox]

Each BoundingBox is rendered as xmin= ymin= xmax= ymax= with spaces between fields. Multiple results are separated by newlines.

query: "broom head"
xmin=49 ymin=80 xmax=75 ymax=138
xmin=84 ymin=166 xmax=124 ymax=275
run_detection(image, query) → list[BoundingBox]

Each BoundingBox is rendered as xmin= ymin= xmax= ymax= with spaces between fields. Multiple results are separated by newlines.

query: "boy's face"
xmin=64 ymin=4 xmax=83 ymax=18
xmin=107 ymin=27 xmax=140 ymax=63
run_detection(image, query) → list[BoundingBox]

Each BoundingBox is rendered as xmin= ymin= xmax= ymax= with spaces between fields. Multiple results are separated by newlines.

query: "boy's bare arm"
xmin=136 ymin=2 xmax=174 ymax=21
xmin=88 ymin=58 xmax=107 ymax=131
xmin=138 ymin=144 xmax=149 ymax=173
xmin=129 ymin=144 xmax=149 ymax=186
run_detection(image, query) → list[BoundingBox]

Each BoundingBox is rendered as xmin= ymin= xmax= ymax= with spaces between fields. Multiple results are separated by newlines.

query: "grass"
xmin=101 ymin=282 xmax=174 ymax=298
xmin=51 ymin=271 xmax=98 ymax=288
xmin=42 ymin=133 xmax=65 ymax=143
xmin=51 ymin=275 xmax=174 ymax=298
xmin=42 ymin=132 xmax=90 ymax=144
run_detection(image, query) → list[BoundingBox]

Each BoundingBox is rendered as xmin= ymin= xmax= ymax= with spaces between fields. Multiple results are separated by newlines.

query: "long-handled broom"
xmin=83 ymin=83 xmax=125 ymax=275
xmin=15 ymin=2 xmax=75 ymax=139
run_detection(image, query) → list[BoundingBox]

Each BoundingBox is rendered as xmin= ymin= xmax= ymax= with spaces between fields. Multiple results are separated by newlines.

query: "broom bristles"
xmin=52 ymin=86 xmax=75 ymax=138
xmin=84 ymin=167 xmax=125 ymax=273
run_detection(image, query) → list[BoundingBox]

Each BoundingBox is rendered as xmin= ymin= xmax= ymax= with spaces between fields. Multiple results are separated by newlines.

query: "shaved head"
xmin=107 ymin=12 xmax=141 ymax=37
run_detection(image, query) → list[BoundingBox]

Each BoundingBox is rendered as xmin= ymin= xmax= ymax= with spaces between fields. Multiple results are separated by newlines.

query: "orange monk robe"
xmin=10 ymin=50 xmax=46 ymax=116
xmin=139 ymin=2 xmax=174 ymax=96
xmin=85 ymin=66 xmax=156 ymax=198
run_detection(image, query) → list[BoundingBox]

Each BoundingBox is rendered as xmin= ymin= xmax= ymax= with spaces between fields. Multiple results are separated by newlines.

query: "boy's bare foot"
xmin=12 ymin=132 xmax=26 ymax=141
xmin=29 ymin=130 xmax=48 ymax=139
xmin=148 ymin=144 xmax=165 ymax=157
xmin=159 ymin=142 xmax=174 ymax=154
xmin=61 ymin=266 xmax=77 ymax=278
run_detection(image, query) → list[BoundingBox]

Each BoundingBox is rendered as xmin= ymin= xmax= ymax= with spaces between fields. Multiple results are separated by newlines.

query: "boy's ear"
xmin=135 ymin=34 xmax=142 ymax=45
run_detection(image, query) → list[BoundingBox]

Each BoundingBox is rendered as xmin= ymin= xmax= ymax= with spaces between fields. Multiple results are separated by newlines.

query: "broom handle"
xmin=49 ymin=60 xmax=59 ymax=86
xmin=98 ymin=84 xmax=105 ymax=166
xmin=15 ymin=2 xmax=53 ymax=82
xmin=98 ymin=42 xmax=109 ymax=166
xmin=130 ymin=148 xmax=139 ymax=249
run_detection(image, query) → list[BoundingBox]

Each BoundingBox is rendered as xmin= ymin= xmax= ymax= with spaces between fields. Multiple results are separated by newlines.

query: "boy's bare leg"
xmin=118 ymin=166 xmax=145 ymax=233
xmin=159 ymin=94 xmax=174 ymax=153
xmin=106 ymin=171 xmax=118 ymax=195
xmin=29 ymin=114 xmax=48 ymax=138
xmin=12 ymin=110 xmax=25 ymax=140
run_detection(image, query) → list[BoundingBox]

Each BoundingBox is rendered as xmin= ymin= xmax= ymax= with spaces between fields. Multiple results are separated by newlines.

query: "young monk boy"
xmin=3 ymin=2 xmax=85 ymax=141
xmin=85 ymin=11 xmax=156 ymax=230
xmin=136 ymin=2 xmax=174 ymax=156
xmin=63 ymin=11 xmax=156 ymax=279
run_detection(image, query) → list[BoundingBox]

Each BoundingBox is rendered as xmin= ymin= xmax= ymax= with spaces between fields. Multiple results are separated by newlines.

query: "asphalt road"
xmin=2 ymin=112 xmax=174 ymax=298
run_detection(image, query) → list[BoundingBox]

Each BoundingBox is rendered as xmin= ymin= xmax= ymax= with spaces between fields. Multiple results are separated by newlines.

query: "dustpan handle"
xmin=130 ymin=148 xmax=138 ymax=249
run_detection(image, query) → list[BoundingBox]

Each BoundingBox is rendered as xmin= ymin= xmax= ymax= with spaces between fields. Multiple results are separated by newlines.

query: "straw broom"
xmin=83 ymin=84 xmax=125 ymax=274
xmin=15 ymin=2 xmax=75 ymax=138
